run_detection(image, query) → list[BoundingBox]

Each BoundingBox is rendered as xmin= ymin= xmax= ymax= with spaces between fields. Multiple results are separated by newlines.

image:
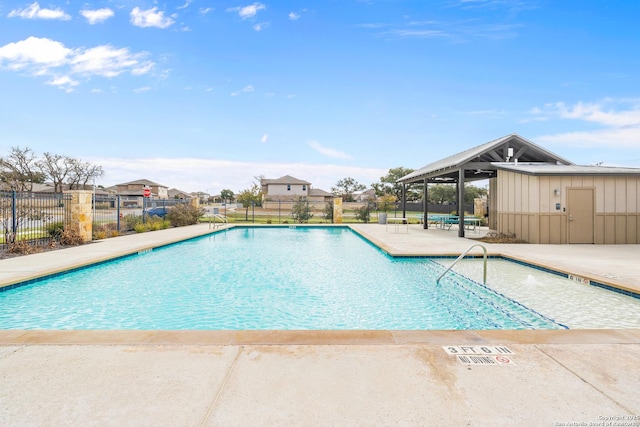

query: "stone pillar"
xmin=64 ymin=190 xmax=93 ymax=242
xmin=333 ymin=197 xmax=343 ymax=224
xmin=474 ymin=197 xmax=487 ymax=219
xmin=191 ymin=197 xmax=200 ymax=209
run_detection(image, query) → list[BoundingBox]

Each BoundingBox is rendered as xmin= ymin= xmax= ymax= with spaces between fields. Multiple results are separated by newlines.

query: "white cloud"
xmin=253 ymin=22 xmax=270 ymax=31
xmin=0 ymin=37 xmax=71 ymax=71
xmin=544 ymin=100 xmax=640 ymax=128
xmin=134 ymin=86 xmax=151 ymax=93
xmin=71 ymin=45 xmax=154 ymax=78
xmin=96 ymin=157 xmax=386 ymax=194
xmin=80 ymin=8 xmax=114 ymax=24
xmin=532 ymin=99 xmax=640 ymax=149
xmin=8 ymin=2 xmax=71 ymax=20
xmin=130 ymin=7 xmax=174 ymax=29
xmin=199 ymin=7 xmax=214 ymax=15
xmin=46 ymin=75 xmax=79 ymax=92
xmin=230 ymin=85 xmax=255 ymax=96
xmin=177 ymin=0 xmax=193 ymax=10
xmin=288 ymin=12 xmax=300 ymax=20
xmin=228 ymin=3 xmax=266 ymax=19
xmin=308 ymin=141 xmax=351 ymax=160
xmin=0 ymin=36 xmax=155 ymax=86
xmin=261 ymin=134 xmax=268 ymax=143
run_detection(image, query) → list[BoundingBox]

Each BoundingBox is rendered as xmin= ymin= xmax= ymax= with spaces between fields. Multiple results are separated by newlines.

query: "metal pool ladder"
xmin=436 ymin=243 xmax=488 ymax=284
xmin=208 ymin=214 xmax=228 ymax=229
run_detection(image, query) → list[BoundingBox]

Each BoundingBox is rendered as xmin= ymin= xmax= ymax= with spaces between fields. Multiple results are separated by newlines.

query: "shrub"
xmin=93 ymin=223 xmax=120 ymax=240
xmin=46 ymin=221 xmax=65 ymax=240
xmin=166 ymin=204 xmax=204 ymax=226
xmin=123 ymin=213 xmax=143 ymax=230
xmin=59 ymin=229 xmax=84 ymax=246
xmin=147 ymin=215 xmax=170 ymax=231
xmin=134 ymin=223 xmax=147 ymax=233
xmin=354 ymin=204 xmax=372 ymax=223
xmin=7 ymin=240 xmax=40 ymax=255
xmin=291 ymin=197 xmax=313 ymax=223
xmin=93 ymin=230 xmax=108 ymax=240
xmin=322 ymin=201 xmax=334 ymax=223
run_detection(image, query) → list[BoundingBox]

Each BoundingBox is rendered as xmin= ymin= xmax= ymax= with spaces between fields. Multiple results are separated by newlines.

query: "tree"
xmin=427 ymin=184 xmax=457 ymax=205
xmin=37 ymin=153 xmax=71 ymax=193
xmin=372 ymin=167 xmax=422 ymax=202
xmin=427 ymin=183 xmax=488 ymax=205
xmin=0 ymin=147 xmax=44 ymax=191
xmin=236 ymin=183 xmax=262 ymax=220
xmin=67 ymin=159 xmax=104 ymax=189
xmin=322 ymin=200 xmax=333 ymax=223
xmin=220 ymin=189 xmax=235 ymax=202
xmin=463 ymin=184 xmax=488 ymax=204
xmin=331 ymin=177 xmax=365 ymax=202
xmin=377 ymin=194 xmax=397 ymax=212
xmin=291 ymin=197 xmax=313 ymax=223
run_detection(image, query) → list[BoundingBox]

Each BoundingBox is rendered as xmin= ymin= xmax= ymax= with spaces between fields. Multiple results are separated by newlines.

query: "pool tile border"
xmin=1 ymin=329 xmax=639 ymax=346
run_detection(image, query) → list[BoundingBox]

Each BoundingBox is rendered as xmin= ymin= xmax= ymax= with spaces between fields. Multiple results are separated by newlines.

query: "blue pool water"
xmin=0 ymin=227 xmax=572 ymax=330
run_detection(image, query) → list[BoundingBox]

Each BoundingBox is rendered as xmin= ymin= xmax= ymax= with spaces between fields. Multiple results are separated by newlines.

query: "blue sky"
xmin=1 ymin=0 xmax=639 ymax=194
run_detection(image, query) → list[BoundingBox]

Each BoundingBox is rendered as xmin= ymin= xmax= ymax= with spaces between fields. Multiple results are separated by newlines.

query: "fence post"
xmin=117 ymin=195 xmax=121 ymax=231
xmin=11 ymin=190 xmax=17 ymax=237
xmin=63 ymin=190 xmax=93 ymax=242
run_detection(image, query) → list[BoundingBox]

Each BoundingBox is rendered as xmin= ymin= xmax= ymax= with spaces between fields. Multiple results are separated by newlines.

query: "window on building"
xmin=287 ymin=185 xmax=291 ymax=191
xmin=302 ymin=185 xmax=306 ymax=191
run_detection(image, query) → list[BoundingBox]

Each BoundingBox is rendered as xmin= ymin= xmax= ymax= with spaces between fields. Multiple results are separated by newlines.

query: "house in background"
xmin=308 ymin=188 xmax=334 ymax=203
xmin=110 ymin=179 xmax=169 ymax=199
xmin=354 ymin=188 xmax=376 ymax=202
xmin=261 ymin=175 xmax=335 ymax=204
xmin=261 ymin=175 xmax=311 ymax=201
xmin=105 ymin=179 xmax=170 ymax=207
xmin=168 ymin=188 xmax=191 ymax=199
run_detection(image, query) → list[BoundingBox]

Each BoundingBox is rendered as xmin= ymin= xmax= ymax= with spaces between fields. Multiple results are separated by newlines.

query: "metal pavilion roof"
xmin=398 ymin=134 xmax=574 ymax=184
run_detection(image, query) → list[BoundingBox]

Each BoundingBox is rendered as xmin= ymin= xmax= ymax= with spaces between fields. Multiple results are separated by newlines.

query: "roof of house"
xmin=493 ymin=162 xmax=640 ymax=176
xmin=261 ymin=175 xmax=311 ymax=185
xmin=398 ymin=133 xmax=574 ymax=184
xmin=309 ymin=188 xmax=332 ymax=196
xmin=116 ymin=179 xmax=168 ymax=188
xmin=168 ymin=188 xmax=191 ymax=198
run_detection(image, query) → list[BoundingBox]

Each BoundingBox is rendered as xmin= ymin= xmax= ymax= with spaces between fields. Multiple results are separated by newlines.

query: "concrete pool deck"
xmin=1 ymin=223 xmax=639 ymax=425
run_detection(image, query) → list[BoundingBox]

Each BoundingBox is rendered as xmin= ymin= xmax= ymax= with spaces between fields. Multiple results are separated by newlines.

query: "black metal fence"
xmin=0 ymin=191 xmax=71 ymax=250
xmin=92 ymin=195 xmax=191 ymax=235
xmin=226 ymin=199 xmax=476 ymax=224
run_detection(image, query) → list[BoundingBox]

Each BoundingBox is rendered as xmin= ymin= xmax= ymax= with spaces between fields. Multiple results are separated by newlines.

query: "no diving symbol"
xmin=494 ymin=355 xmax=515 ymax=365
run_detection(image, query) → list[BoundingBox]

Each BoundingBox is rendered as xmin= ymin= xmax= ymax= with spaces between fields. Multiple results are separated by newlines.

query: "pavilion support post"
xmin=458 ymin=168 xmax=465 ymax=238
xmin=423 ymin=178 xmax=428 ymax=229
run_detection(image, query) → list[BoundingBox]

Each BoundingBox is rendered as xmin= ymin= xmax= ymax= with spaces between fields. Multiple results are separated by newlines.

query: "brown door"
xmin=567 ymin=188 xmax=594 ymax=244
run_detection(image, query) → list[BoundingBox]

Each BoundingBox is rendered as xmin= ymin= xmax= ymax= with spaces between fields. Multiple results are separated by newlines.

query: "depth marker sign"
xmin=443 ymin=346 xmax=517 ymax=366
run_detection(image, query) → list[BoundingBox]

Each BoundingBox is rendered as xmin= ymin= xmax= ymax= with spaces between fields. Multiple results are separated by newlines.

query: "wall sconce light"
xmin=554 ymin=189 xmax=561 ymax=196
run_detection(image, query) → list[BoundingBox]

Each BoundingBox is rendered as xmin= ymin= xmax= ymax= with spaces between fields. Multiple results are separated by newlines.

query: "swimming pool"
xmin=1 ymin=227 xmax=639 ymax=330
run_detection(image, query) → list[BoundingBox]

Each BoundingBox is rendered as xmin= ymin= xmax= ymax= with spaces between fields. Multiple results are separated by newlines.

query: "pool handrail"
xmin=208 ymin=214 xmax=228 ymax=229
xmin=436 ymin=243 xmax=488 ymax=284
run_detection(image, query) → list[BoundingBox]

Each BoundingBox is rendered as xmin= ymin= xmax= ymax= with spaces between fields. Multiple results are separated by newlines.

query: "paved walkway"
xmin=1 ymin=224 xmax=639 ymax=426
